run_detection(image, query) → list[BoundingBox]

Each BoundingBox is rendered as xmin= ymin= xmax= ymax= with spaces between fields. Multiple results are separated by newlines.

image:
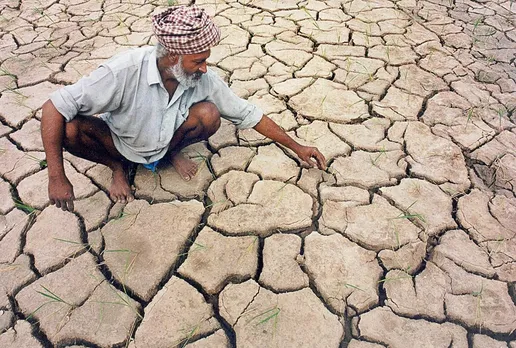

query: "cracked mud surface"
xmin=0 ymin=0 xmax=515 ymax=346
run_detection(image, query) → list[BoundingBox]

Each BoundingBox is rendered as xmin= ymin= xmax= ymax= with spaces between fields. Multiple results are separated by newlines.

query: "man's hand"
xmin=294 ymin=145 xmax=327 ymax=170
xmin=48 ymin=175 xmax=75 ymax=211
xmin=42 ymin=100 xmax=74 ymax=210
xmin=253 ymin=115 xmax=327 ymax=171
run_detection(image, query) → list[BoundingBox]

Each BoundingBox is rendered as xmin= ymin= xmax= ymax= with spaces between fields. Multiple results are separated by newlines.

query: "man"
xmin=41 ymin=5 xmax=326 ymax=211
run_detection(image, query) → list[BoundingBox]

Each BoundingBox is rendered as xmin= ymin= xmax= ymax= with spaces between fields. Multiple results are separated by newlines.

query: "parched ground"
xmin=0 ymin=0 xmax=515 ymax=346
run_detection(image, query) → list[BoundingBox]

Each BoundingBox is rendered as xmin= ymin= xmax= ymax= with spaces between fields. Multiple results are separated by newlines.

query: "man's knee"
xmin=63 ymin=116 xmax=112 ymax=151
xmin=189 ymin=102 xmax=221 ymax=137
xmin=63 ymin=119 xmax=81 ymax=150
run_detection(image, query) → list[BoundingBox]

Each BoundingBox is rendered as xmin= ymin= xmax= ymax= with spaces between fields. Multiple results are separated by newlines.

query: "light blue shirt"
xmin=50 ymin=46 xmax=263 ymax=163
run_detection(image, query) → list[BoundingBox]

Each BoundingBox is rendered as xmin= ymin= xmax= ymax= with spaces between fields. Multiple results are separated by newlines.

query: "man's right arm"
xmin=41 ymin=100 xmax=75 ymax=211
xmin=41 ymin=65 xmax=122 ymax=211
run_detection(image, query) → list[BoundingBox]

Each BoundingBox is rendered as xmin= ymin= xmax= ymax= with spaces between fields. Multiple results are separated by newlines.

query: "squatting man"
xmin=41 ymin=5 xmax=326 ymax=211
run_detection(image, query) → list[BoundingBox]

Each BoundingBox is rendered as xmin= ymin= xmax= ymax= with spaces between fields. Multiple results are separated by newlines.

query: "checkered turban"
xmin=152 ymin=5 xmax=220 ymax=55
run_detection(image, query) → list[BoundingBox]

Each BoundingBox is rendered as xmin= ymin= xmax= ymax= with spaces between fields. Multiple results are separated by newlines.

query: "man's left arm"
xmin=253 ymin=115 xmax=327 ymax=170
xmin=204 ymin=71 xmax=326 ymax=169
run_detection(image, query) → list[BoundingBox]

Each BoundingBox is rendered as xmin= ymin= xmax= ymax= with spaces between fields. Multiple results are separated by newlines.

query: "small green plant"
xmin=257 ymin=307 xmax=280 ymax=324
xmin=364 ymin=27 xmax=371 ymax=46
xmin=345 ymin=99 xmax=363 ymax=109
xmin=0 ymin=263 xmax=23 ymax=273
xmin=370 ymin=147 xmax=386 ymax=165
xmin=102 ymin=248 xmax=140 ymax=294
xmin=235 ymin=236 xmax=258 ymax=264
xmin=103 ymin=283 xmax=143 ymax=319
xmin=496 ymin=108 xmax=508 ymax=130
xmin=394 ymin=212 xmax=426 ymax=223
xmin=14 ymin=199 xmax=35 ymax=214
xmin=319 ymin=94 xmax=328 ymax=108
xmin=113 ymin=210 xmax=136 ymax=222
xmin=344 ymin=283 xmax=365 ymax=292
xmin=0 ymin=67 xmax=16 ymax=78
xmin=393 ymin=225 xmax=401 ymax=248
xmin=33 ymin=7 xmax=56 ymax=24
xmin=178 ymin=322 xmax=201 ymax=347
xmin=271 ymin=180 xmax=292 ymax=207
xmin=485 ymin=55 xmax=495 ymax=63
xmin=190 ymin=151 xmax=216 ymax=179
xmin=472 ymin=16 xmax=484 ymax=33
xmin=472 ymin=282 xmax=484 ymax=332
xmin=319 ymin=47 xmax=327 ymax=59
xmin=116 ymin=15 xmax=129 ymax=29
xmin=190 ymin=241 xmax=207 ymax=252
xmin=465 ymin=107 xmax=476 ymax=129
xmin=486 ymin=237 xmax=506 ymax=257
xmin=53 ymin=238 xmax=91 ymax=257
xmin=28 ymin=285 xmax=73 ymax=319
xmin=6 ymin=87 xmax=28 ymax=101
xmin=300 ymin=7 xmax=319 ymax=29
xmin=249 ymin=306 xmax=281 ymax=335
xmin=178 ymin=239 xmax=207 ymax=257
xmin=45 ymin=39 xmax=61 ymax=52
xmin=390 ymin=200 xmax=426 ymax=227
xmin=22 ymin=153 xmax=47 ymax=169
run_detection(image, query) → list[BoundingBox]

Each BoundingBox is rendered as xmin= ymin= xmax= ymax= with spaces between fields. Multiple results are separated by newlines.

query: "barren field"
xmin=0 ymin=0 xmax=515 ymax=347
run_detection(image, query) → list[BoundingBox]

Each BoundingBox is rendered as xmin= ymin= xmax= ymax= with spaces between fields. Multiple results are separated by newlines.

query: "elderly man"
xmin=41 ymin=5 xmax=326 ymax=211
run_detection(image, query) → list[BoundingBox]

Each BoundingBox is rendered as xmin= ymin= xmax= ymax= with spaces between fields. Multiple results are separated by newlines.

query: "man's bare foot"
xmin=110 ymin=167 xmax=134 ymax=203
xmin=171 ymin=152 xmax=198 ymax=181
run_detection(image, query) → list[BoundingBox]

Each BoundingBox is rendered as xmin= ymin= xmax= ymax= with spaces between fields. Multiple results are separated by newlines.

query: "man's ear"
xmin=169 ymin=54 xmax=179 ymax=65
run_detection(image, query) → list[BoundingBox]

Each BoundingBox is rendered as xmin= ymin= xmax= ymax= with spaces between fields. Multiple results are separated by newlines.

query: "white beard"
xmin=167 ymin=56 xmax=202 ymax=88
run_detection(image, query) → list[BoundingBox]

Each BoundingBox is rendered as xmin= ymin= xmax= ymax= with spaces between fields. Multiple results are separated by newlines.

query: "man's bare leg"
xmin=63 ymin=115 xmax=133 ymax=203
xmin=167 ymin=102 xmax=221 ymax=181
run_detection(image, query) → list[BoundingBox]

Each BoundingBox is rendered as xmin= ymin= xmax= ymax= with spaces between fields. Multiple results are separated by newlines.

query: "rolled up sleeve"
xmin=206 ymin=71 xmax=263 ymax=129
xmin=49 ymin=65 xmax=122 ymax=122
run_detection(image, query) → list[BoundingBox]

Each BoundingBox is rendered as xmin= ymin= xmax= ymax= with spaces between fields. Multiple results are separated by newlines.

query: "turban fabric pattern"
xmin=152 ymin=5 xmax=221 ymax=55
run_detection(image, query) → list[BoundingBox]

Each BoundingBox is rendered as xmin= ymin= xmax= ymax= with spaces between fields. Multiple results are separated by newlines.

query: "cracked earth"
xmin=0 ymin=0 xmax=515 ymax=346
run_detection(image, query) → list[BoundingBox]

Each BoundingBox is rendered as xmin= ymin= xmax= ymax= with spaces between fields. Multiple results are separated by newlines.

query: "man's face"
xmin=168 ymin=50 xmax=210 ymax=88
xmin=182 ymin=50 xmax=210 ymax=76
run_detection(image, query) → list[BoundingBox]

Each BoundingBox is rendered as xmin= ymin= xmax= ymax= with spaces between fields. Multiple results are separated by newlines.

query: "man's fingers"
xmin=55 ymin=200 xmax=61 ymax=208
xmin=313 ymin=151 xmax=327 ymax=170
xmin=50 ymin=199 xmax=56 ymax=205
xmin=67 ymin=199 xmax=74 ymax=212
xmin=304 ymin=156 xmax=317 ymax=168
xmin=303 ymin=149 xmax=326 ymax=170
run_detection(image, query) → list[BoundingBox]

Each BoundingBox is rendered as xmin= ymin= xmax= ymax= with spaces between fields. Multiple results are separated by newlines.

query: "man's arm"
xmin=40 ymin=64 xmax=123 ymax=210
xmin=253 ymin=115 xmax=327 ymax=170
xmin=41 ymin=100 xmax=75 ymax=211
xmin=203 ymin=70 xmax=326 ymax=168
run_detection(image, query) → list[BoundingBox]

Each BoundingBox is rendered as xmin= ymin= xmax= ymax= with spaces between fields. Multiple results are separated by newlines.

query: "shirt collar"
xmin=147 ymin=48 xmax=161 ymax=86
